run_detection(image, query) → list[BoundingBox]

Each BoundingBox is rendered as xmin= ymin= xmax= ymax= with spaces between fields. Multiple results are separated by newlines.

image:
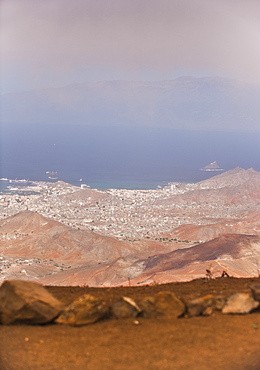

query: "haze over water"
xmin=1 ymin=124 xmax=259 ymax=190
xmin=1 ymin=1 xmax=260 ymax=187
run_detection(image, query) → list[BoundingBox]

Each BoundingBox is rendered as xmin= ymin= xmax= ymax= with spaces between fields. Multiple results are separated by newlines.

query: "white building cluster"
xmin=0 ymin=180 xmax=245 ymax=241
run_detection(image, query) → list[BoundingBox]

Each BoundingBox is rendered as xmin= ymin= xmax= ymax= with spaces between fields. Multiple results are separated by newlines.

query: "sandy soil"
xmin=1 ymin=277 xmax=260 ymax=370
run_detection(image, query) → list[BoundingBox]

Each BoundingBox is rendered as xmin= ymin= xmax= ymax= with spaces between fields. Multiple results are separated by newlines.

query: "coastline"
xmin=0 ymin=168 xmax=223 ymax=193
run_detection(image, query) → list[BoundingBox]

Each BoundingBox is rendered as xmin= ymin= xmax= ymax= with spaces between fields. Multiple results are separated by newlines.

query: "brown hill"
xmin=0 ymin=211 xmax=174 ymax=283
xmin=1 ymin=167 xmax=260 ymax=287
xmin=0 ymin=211 xmax=173 ymax=262
xmin=159 ymin=180 xmax=260 ymax=207
xmin=142 ymin=234 xmax=260 ymax=271
xmin=38 ymin=234 xmax=260 ymax=287
xmin=168 ymin=209 xmax=260 ymax=241
xmin=0 ymin=211 xmax=134 ymax=262
xmin=59 ymin=188 xmax=109 ymax=202
xmin=2 ymin=211 xmax=260 ymax=287
xmin=197 ymin=167 xmax=260 ymax=188
xmin=129 ymin=234 xmax=260 ymax=285
xmin=155 ymin=168 xmax=260 ymax=245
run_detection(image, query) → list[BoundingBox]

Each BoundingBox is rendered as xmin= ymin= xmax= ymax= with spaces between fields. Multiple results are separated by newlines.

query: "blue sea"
xmin=1 ymin=124 xmax=259 ymax=191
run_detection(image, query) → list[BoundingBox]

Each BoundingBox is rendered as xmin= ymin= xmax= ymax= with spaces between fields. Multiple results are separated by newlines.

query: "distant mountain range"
xmin=2 ymin=77 xmax=260 ymax=132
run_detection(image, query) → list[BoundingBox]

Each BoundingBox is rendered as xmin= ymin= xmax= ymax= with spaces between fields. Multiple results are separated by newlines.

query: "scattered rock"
xmin=185 ymin=294 xmax=213 ymax=317
xmin=111 ymin=296 xmax=142 ymax=318
xmin=140 ymin=291 xmax=185 ymax=318
xmin=55 ymin=294 xmax=109 ymax=326
xmin=250 ymin=284 xmax=260 ymax=302
xmin=222 ymin=293 xmax=259 ymax=314
xmin=0 ymin=280 xmax=64 ymax=325
xmin=1 ymin=279 xmax=260 ymax=327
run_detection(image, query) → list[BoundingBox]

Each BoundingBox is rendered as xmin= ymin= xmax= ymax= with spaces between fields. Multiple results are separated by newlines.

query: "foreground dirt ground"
xmin=1 ymin=277 xmax=260 ymax=370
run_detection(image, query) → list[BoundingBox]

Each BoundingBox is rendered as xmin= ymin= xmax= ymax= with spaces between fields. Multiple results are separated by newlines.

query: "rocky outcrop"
xmin=222 ymin=293 xmax=259 ymax=314
xmin=111 ymin=297 xmax=142 ymax=319
xmin=140 ymin=291 xmax=185 ymax=318
xmin=185 ymin=294 xmax=215 ymax=317
xmin=1 ymin=280 xmax=260 ymax=326
xmin=0 ymin=280 xmax=64 ymax=324
xmin=55 ymin=294 xmax=109 ymax=326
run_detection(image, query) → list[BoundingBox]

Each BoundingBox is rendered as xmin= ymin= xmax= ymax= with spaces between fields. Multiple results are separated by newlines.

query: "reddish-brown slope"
xmin=39 ymin=234 xmax=260 ymax=286
xmin=168 ymin=211 xmax=260 ymax=242
xmin=156 ymin=167 xmax=260 ymax=208
xmin=197 ymin=167 xmax=260 ymax=188
xmin=0 ymin=211 xmax=134 ymax=262
xmin=59 ymin=188 xmax=109 ymax=202
xmin=141 ymin=234 xmax=260 ymax=271
xmin=158 ymin=180 xmax=260 ymax=207
xmin=0 ymin=211 xmax=171 ymax=263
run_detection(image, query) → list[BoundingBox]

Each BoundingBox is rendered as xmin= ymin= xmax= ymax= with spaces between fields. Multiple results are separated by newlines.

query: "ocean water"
xmin=1 ymin=124 xmax=259 ymax=190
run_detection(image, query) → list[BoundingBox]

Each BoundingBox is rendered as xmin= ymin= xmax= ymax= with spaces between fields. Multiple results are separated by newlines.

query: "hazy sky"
xmin=1 ymin=0 xmax=260 ymax=93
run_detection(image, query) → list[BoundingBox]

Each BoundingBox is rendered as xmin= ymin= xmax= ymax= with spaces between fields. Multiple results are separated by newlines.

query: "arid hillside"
xmin=0 ymin=211 xmax=173 ymax=284
xmin=166 ymin=208 xmax=260 ymax=241
xmin=1 ymin=167 xmax=260 ymax=286
xmin=1 ymin=212 xmax=259 ymax=286
xmin=38 ymin=233 xmax=260 ymax=287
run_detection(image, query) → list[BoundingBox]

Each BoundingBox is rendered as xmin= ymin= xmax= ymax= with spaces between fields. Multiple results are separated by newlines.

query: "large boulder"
xmin=111 ymin=297 xmax=142 ymax=319
xmin=185 ymin=294 xmax=214 ymax=317
xmin=140 ymin=291 xmax=185 ymax=318
xmin=55 ymin=294 xmax=109 ymax=326
xmin=0 ymin=280 xmax=64 ymax=324
xmin=222 ymin=293 xmax=259 ymax=314
xmin=185 ymin=294 xmax=227 ymax=317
